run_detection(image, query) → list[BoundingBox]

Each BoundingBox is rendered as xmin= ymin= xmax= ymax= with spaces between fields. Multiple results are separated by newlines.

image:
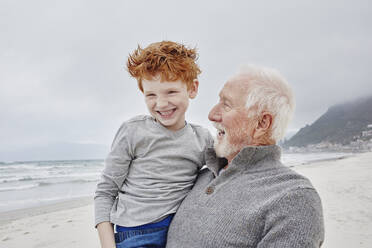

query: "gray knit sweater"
xmin=166 ymin=145 xmax=324 ymax=248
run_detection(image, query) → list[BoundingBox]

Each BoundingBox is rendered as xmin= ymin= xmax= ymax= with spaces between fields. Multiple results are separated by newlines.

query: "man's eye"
xmin=146 ymin=94 xmax=155 ymax=97
xmin=168 ymin=91 xmax=178 ymax=94
xmin=223 ymin=103 xmax=231 ymax=110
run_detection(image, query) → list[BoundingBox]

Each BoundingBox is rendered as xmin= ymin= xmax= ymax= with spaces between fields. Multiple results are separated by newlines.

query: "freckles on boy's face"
xmin=142 ymin=79 xmax=191 ymax=131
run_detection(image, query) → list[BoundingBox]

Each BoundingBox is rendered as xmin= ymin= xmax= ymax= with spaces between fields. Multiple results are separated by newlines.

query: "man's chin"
xmin=213 ymin=138 xmax=239 ymax=159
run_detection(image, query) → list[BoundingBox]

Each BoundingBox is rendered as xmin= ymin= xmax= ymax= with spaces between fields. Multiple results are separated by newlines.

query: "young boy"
xmin=94 ymin=41 xmax=212 ymax=248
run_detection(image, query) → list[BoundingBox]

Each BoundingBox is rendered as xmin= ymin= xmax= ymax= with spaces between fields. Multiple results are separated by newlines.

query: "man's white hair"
xmin=233 ymin=64 xmax=295 ymax=142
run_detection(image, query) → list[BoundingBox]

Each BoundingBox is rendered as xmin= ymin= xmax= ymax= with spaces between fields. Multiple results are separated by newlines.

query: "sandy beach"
xmin=292 ymin=151 xmax=372 ymax=248
xmin=0 ymin=197 xmax=100 ymax=248
xmin=1 ymin=152 xmax=372 ymax=248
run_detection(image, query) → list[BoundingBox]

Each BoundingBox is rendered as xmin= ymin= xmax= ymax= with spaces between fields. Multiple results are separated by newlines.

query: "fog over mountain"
xmin=1 ymin=0 xmax=371 ymax=161
xmin=284 ymin=96 xmax=372 ymax=147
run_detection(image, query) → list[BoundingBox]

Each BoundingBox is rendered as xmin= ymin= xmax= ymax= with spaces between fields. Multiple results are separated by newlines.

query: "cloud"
xmin=1 ymin=0 xmax=371 ymax=160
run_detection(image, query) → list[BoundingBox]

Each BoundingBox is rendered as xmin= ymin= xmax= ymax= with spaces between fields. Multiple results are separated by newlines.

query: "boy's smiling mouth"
xmin=157 ymin=108 xmax=177 ymax=118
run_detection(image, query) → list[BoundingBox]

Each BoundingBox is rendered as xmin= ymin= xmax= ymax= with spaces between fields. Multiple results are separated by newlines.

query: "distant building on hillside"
xmin=362 ymin=130 xmax=372 ymax=137
xmin=284 ymin=123 xmax=372 ymax=153
xmin=362 ymin=124 xmax=372 ymax=137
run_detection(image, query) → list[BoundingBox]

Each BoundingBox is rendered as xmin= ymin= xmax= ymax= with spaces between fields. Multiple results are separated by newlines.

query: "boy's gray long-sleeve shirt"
xmin=94 ymin=115 xmax=212 ymax=227
xmin=166 ymin=145 xmax=325 ymax=248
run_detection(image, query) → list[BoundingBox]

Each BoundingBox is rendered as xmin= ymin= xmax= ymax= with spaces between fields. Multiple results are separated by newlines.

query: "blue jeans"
xmin=115 ymin=226 xmax=168 ymax=248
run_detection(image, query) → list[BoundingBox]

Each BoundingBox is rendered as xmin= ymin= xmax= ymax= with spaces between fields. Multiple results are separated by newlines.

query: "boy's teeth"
xmin=159 ymin=110 xmax=174 ymax=116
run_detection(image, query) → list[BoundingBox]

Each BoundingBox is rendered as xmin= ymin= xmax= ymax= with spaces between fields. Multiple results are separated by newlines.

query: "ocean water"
xmin=0 ymin=160 xmax=103 ymax=212
xmin=0 ymin=152 xmax=352 ymax=213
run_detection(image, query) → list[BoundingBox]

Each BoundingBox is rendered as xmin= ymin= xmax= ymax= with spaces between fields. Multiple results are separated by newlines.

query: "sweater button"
xmin=205 ymin=187 xmax=214 ymax=195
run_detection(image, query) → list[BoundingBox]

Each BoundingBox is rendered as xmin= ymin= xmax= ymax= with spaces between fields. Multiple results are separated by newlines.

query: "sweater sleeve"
xmin=94 ymin=123 xmax=134 ymax=227
xmin=257 ymin=188 xmax=325 ymax=248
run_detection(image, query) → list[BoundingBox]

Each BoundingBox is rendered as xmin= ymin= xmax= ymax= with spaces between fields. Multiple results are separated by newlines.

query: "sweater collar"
xmin=205 ymin=148 xmax=228 ymax=177
xmin=205 ymin=145 xmax=282 ymax=177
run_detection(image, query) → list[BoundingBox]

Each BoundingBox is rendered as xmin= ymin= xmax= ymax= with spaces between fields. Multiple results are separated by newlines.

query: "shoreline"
xmin=0 ymin=196 xmax=93 ymax=225
xmin=288 ymin=153 xmax=354 ymax=168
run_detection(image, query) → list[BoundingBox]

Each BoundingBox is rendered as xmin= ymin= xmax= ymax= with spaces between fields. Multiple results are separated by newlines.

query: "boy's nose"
xmin=155 ymin=97 xmax=168 ymax=109
xmin=208 ymin=105 xmax=222 ymax=122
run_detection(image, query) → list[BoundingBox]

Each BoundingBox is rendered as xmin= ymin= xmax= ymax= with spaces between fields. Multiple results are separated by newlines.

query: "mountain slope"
xmin=284 ymin=96 xmax=372 ymax=147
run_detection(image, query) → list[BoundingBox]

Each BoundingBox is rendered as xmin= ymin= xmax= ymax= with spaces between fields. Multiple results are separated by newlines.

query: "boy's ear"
xmin=188 ymin=79 xmax=199 ymax=99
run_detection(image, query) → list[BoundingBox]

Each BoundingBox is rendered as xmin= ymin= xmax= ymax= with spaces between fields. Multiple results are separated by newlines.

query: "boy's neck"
xmin=155 ymin=118 xmax=187 ymax=131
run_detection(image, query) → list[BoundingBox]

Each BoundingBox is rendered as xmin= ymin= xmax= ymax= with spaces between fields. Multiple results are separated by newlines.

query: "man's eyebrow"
xmin=219 ymin=93 xmax=232 ymax=103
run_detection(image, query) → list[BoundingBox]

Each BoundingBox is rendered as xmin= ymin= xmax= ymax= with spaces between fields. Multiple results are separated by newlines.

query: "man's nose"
xmin=208 ymin=105 xmax=222 ymax=122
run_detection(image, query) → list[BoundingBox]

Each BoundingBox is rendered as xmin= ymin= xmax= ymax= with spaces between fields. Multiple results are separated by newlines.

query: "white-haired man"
xmin=166 ymin=65 xmax=324 ymax=247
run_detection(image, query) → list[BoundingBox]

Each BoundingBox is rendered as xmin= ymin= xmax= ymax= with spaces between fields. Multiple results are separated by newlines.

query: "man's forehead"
xmin=219 ymin=77 xmax=251 ymax=100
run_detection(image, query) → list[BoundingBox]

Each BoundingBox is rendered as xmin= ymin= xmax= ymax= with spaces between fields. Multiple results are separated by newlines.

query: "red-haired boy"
xmin=94 ymin=41 xmax=212 ymax=248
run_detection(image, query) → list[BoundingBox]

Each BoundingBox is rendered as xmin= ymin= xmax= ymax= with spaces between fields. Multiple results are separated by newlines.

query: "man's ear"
xmin=188 ymin=79 xmax=199 ymax=99
xmin=253 ymin=112 xmax=273 ymax=139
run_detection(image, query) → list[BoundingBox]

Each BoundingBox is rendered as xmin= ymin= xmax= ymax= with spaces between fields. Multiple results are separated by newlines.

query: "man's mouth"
xmin=157 ymin=109 xmax=176 ymax=118
xmin=218 ymin=129 xmax=225 ymax=137
xmin=212 ymin=122 xmax=226 ymax=138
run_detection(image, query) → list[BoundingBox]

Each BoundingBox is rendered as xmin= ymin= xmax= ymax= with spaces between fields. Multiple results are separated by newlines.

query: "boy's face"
xmin=142 ymin=78 xmax=198 ymax=131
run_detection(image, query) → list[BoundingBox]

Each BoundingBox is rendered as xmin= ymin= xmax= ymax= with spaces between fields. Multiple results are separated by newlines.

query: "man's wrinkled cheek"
xmin=226 ymin=112 xmax=252 ymax=145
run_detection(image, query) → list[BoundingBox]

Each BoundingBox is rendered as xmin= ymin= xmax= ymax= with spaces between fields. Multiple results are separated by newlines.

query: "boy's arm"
xmin=94 ymin=124 xmax=134 ymax=246
xmin=97 ymin=222 xmax=116 ymax=248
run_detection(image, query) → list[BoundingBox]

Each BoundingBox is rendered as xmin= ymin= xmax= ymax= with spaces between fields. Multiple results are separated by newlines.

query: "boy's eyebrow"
xmin=144 ymin=87 xmax=181 ymax=94
xmin=165 ymin=87 xmax=181 ymax=91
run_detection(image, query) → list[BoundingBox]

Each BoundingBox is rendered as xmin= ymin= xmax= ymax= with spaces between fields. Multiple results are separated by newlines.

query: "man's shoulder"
xmin=265 ymin=165 xmax=317 ymax=199
xmin=263 ymin=164 xmax=322 ymax=209
xmin=278 ymin=164 xmax=315 ymax=190
xmin=245 ymin=161 xmax=317 ymax=200
xmin=250 ymin=164 xmax=322 ymax=217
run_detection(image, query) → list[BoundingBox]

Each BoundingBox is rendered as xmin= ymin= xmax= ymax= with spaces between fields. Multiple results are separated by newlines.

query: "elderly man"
xmin=166 ymin=65 xmax=324 ymax=247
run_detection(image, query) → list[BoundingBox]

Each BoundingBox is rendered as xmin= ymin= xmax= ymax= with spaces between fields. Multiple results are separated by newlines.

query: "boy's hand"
xmin=97 ymin=221 xmax=116 ymax=248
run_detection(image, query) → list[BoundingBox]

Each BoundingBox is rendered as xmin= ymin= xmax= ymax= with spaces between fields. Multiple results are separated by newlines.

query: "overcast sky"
xmin=1 ymin=0 xmax=371 ymax=160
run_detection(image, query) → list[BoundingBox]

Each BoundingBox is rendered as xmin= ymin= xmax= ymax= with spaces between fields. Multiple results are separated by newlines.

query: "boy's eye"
xmin=146 ymin=93 xmax=156 ymax=97
xmin=168 ymin=91 xmax=178 ymax=94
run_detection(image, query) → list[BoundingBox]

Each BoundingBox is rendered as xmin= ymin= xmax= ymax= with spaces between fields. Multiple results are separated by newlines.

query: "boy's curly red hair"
xmin=127 ymin=41 xmax=201 ymax=92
